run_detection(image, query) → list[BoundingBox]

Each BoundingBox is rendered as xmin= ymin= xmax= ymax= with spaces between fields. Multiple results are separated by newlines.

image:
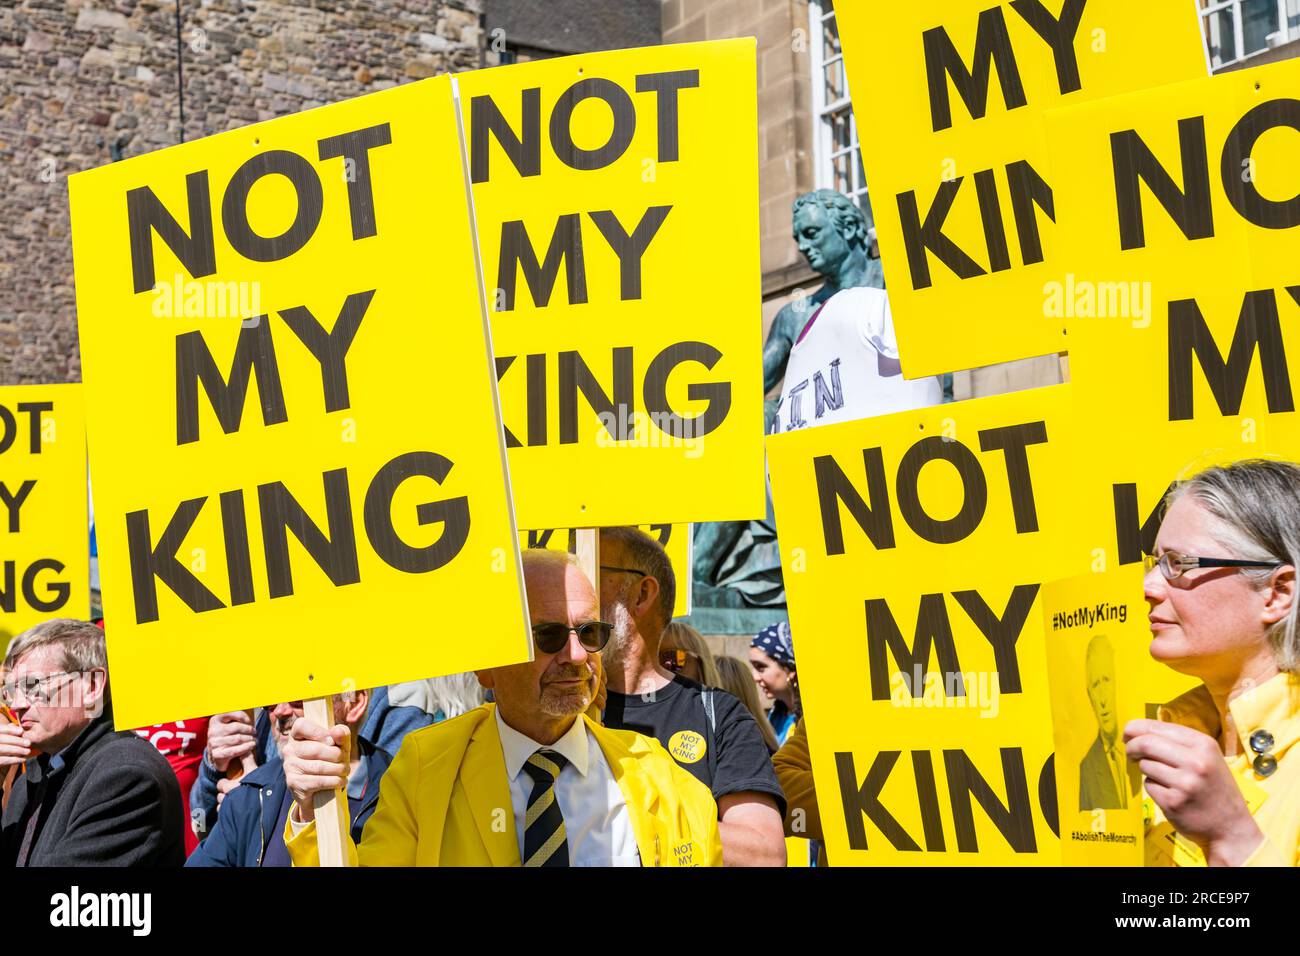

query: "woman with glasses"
xmin=1129 ymin=459 xmax=1300 ymax=866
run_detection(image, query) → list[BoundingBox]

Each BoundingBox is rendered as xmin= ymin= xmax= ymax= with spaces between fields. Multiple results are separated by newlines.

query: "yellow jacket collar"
xmin=1160 ymin=672 xmax=1300 ymax=760
xmin=471 ymin=705 xmax=664 ymax=864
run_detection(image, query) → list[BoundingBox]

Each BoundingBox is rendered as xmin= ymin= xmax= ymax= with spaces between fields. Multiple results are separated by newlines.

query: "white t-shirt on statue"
xmin=770 ymin=286 xmax=942 ymax=434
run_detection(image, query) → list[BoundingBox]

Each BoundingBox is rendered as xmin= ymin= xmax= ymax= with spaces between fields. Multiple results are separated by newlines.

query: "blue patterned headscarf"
xmin=751 ymin=622 xmax=795 ymax=669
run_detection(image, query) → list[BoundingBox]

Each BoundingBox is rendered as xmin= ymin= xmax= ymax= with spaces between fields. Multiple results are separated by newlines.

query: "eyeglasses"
xmin=0 ymin=671 xmax=81 ymax=707
xmin=658 ymin=648 xmax=699 ymax=673
xmin=1143 ymin=550 xmax=1284 ymax=581
xmin=532 ymin=622 xmax=612 ymax=655
xmin=600 ymin=565 xmax=646 ymax=578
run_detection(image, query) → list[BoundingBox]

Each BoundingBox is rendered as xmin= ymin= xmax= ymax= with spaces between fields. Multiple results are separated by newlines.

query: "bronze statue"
xmin=763 ymin=189 xmax=884 ymax=397
xmin=690 ymin=189 xmax=884 ymax=631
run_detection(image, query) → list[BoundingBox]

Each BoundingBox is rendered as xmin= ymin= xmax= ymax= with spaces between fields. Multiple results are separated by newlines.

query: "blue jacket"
xmin=185 ymin=744 xmax=392 ymax=867
xmin=189 ymin=686 xmax=435 ymax=842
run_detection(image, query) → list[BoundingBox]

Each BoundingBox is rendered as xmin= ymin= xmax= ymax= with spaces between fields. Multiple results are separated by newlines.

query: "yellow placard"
xmin=767 ymin=384 xmax=1083 ymax=865
xmin=1039 ymin=566 xmax=1196 ymax=866
xmin=518 ymin=523 xmax=693 ymax=617
xmin=69 ymin=77 xmax=531 ymax=728
xmin=0 ymin=384 xmax=89 ymax=645
xmin=835 ymin=0 xmax=1206 ymax=377
xmin=459 ymin=40 xmax=766 ymax=528
xmin=1045 ymin=57 xmax=1300 ymax=573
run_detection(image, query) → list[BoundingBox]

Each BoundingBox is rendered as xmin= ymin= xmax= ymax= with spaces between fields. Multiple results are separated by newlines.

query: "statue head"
xmin=792 ymin=189 xmax=870 ymax=279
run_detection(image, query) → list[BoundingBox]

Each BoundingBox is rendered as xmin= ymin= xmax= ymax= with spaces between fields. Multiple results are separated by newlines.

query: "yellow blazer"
xmin=286 ymin=704 xmax=722 ymax=867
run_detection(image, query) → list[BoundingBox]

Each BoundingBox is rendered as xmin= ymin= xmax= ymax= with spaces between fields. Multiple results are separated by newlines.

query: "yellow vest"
xmin=285 ymin=704 xmax=722 ymax=867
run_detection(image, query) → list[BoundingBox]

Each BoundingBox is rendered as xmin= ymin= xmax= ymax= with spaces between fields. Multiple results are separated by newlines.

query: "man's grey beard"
xmin=603 ymin=594 xmax=637 ymax=670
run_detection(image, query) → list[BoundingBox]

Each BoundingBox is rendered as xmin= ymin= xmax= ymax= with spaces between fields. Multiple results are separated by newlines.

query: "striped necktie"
xmin=522 ymin=749 xmax=569 ymax=868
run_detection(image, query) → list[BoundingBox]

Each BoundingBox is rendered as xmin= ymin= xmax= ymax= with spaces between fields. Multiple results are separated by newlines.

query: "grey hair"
xmin=4 ymin=618 xmax=107 ymax=674
xmin=792 ymin=188 xmax=870 ymax=247
xmin=520 ymin=547 xmax=580 ymax=576
xmin=388 ymin=673 xmax=486 ymax=721
xmin=1167 ymin=459 xmax=1300 ymax=673
xmin=599 ymin=526 xmax=676 ymax=628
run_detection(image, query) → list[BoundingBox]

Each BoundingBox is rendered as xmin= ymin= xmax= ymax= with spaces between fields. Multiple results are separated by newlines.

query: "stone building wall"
xmin=0 ymin=0 xmax=485 ymax=386
xmin=663 ymin=0 xmax=815 ymax=305
xmin=662 ymin=0 xmax=1064 ymax=402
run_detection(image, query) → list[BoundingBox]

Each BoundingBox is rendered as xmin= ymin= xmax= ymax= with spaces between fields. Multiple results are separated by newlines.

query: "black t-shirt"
xmin=604 ymin=675 xmax=786 ymax=817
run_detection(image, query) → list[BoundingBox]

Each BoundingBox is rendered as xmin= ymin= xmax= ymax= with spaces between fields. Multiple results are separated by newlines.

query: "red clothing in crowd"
xmin=132 ymin=719 xmax=208 ymax=855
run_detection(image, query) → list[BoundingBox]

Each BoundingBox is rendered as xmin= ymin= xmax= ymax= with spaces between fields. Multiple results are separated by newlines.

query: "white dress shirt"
xmin=495 ymin=709 xmax=640 ymax=867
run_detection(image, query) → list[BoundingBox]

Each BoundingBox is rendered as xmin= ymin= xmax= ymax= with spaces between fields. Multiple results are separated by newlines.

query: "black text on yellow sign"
xmin=518 ymin=522 xmax=692 ymax=617
xmin=1045 ymin=57 xmax=1300 ymax=572
xmin=459 ymin=40 xmax=766 ymax=529
xmin=0 ymin=385 xmax=89 ymax=642
xmin=69 ymin=77 xmax=530 ymax=728
xmin=768 ymin=386 xmax=1086 ymax=865
xmin=834 ymin=1 xmax=1206 ymax=377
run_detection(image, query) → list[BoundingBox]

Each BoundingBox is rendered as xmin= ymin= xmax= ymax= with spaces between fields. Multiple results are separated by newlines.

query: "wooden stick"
xmin=574 ymin=527 xmax=600 ymax=591
xmin=304 ymin=695 xmax=352 ymax=868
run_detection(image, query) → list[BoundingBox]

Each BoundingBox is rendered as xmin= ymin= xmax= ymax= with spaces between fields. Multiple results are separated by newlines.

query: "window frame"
xmin=808 ymin=1 xmax=871 ymax=223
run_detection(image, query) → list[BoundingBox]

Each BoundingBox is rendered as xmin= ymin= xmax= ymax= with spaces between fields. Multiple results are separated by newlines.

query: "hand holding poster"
xmin=834 ymin=0 xmax=1206 ymax=377
xmin=0 ymin=385 xmax=89 ymax=643
xmin=459 ymin=40 xmax=765 ymax=529
xmin=1040 ymin=566 xmax=1195 ymax=865
xmin=767 ymin=385 xmax=1081 ymax=864
xmin=1044 ymin=57 xmax=1300 ymax=572
xmin=68 ymin=77 xmax=530 ymax=729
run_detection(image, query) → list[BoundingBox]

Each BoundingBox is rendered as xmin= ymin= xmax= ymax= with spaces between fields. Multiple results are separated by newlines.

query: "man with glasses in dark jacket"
xmin=1 ymin=618 xmax=184 ymax=867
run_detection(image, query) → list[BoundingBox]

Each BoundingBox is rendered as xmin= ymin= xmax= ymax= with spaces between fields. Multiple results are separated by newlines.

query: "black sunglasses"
xmin=532 ymin=621 xmax=613 ymax=654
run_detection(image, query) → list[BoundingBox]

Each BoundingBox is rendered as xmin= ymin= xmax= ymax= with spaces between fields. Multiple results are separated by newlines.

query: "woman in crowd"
xmin=1129 ymin=458 xmax=1300 ymax=866
xmin=715 ymin=656 xmax=779 ymax=754
xmin=750 ymin=622 xmax=801 ymax=746
xmin=659 ymin=621 xmax=720 ymax=687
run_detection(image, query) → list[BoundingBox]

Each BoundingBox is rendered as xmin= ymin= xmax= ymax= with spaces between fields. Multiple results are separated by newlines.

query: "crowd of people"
xmin=4 ymin=460 xmax=1300 ymax=867
xmin=1 ymin=526 xmax=821 ymax=867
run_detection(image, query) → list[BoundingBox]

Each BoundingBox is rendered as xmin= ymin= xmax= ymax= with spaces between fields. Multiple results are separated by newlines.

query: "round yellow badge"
xmin=668 ymin=730 xmax=706 ymax=764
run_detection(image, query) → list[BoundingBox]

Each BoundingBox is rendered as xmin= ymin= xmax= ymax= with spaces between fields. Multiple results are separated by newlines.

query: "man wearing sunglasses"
xmin=598 ymin=526 xmax=787 ymax=867
xmin=1 ymin=618 xmax=184 ymax=866
xmin=280 ymin=549 xmax=721 ymax=866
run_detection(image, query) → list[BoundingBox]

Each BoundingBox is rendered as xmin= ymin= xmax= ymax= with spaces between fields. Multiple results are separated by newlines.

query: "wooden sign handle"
xmin=574 ymin=528 xmax=600 ymax=591
xmin=304 ymin=695 xmax=352 ymax=868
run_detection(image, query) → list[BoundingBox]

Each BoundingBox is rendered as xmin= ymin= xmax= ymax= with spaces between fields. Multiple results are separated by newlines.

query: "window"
xmin=809 ymin=1 xmax=873 ymax=230
xmin=1200 ymin=0 xmax=1290 ymax=70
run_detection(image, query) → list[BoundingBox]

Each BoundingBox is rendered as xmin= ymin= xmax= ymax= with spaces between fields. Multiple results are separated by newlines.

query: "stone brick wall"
xmin=663 ymin=0 xmax=815 ymax=296
xmin=0 ymin=0 xmax=485 ymax=386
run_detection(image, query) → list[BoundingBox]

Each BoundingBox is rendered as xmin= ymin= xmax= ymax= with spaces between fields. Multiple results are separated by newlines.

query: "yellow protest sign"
xmin=1045 ymin=57 xmax=1300 ymax=572
xmin=767 ymin=385 xmax=1083 ymax=865
xmin=835 ymin=0 xmax=1206 ymax=377
xmin=458 ymin=40 xmax=766 ymax=529
xmin=519 ymin=523 xmax=693 ymax=617
xmin=0 ymin=385 xmax=89 ymax=644
xmin=1040 ymin=566 xmax=1195 ymax=865
xmin=69 ymin=77 xmax=531 ymax=729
